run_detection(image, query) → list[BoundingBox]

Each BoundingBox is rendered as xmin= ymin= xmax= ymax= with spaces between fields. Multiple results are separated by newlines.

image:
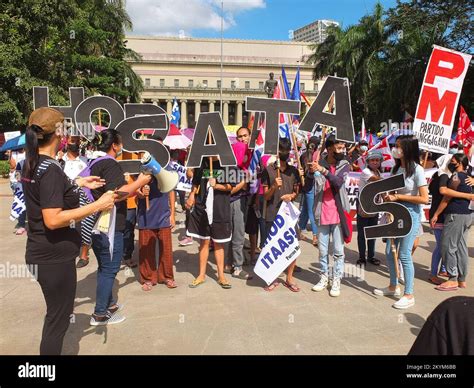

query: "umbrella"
xmin=0 ymin=134 xmax=25 ymax=152
xmin=163 ymin=135 xmax=192 ymax=150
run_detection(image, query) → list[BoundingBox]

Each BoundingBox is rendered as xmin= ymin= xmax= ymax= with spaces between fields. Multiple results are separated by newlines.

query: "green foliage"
xmin=308 ymin=0 xmax=473 ymax=132
xmin=0 ymin=0 xmax=143 ymax=132
xmin=0 ymin=160 xmax=10 ymax=178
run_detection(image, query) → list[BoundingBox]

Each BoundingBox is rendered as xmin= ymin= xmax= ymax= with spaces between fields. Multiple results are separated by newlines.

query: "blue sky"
xmin=127 ymin=0 xmax=400 ymax=40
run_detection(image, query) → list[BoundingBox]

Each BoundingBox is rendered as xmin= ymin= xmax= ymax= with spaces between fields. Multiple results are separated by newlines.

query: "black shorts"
xmin=186 ymin=206 xmax=232 ymax=243
xmin=245 ymin=206 xmax=258 ymax=235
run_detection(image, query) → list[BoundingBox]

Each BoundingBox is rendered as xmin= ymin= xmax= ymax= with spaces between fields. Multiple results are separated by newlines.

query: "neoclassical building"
xmin=126 ymin=36 xmax=322 ymax=128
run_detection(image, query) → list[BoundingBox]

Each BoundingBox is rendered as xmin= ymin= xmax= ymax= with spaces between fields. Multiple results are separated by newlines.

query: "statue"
xmin=264 ymin=72 xmax=278 ymax=98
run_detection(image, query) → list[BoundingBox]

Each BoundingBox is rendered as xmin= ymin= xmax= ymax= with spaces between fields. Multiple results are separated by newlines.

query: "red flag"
xmin=368 ymin=131 xmax=374 ymax=149
xmin=456 ymin=106 xmax=473 ymax=154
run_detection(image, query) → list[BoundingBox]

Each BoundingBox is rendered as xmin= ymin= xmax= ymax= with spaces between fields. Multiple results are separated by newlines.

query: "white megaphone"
xmin=140 ymin=152 xmax=179 ymax=193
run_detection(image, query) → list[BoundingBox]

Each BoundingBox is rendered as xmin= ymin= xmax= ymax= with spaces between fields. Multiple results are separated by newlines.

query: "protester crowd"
xmin=6 ymin=107 xmax=474 ymax=355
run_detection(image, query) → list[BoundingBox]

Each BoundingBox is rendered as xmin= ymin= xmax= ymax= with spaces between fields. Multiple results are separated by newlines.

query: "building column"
xmin=152 ymin=99 xmax=158 ymax=106
xmin=180 ymin=100 xmax=188 ymax=128
xmin=195 ymin=100 xmax=201 ymax=120
xmin=236 ymin=101 xmax=243 ymax=127
xmin=209 ymin=100 xmax=216 ymax=113
xmin=166 ymin=99 xmax=173 ymax=116
xmin=223 ymin=101 xmax=229 ymax=126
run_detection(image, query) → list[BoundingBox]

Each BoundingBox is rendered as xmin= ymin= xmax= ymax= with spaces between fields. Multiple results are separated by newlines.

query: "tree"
xmin=307 ymin=0 xmax=473 ymax=133
xmin=0 ymin=0 xmax=143 ymax=132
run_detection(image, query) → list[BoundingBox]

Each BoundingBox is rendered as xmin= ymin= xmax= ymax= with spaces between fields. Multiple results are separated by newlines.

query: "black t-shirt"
xmin=22 ymin=155 xmax=81 ymax=264
xmin=409 ymin=296 xmax=474 ymax=355
xmin=445 ymin=171 xmax=473 ymax=215
xmin=90 ymin=159 xmax=127 ymax=231
xmin=261 ymin=162 xmax=300 ymax=222
xmin=428 ymin=172 xmax=449 ymax=222
xmin=192 ymin=159 xmax=235 ymax=223
xmin=300 ymin=153 xmax=315 ymax=193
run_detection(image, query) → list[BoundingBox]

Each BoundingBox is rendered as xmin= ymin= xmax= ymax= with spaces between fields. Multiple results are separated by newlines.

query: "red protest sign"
xmin=413 ymin=45 xmax=471 ymax=154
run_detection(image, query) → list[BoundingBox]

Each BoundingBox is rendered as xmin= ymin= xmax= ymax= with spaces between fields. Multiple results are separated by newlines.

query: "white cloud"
xmin=126 ymin=0 xmax=266 ymax=36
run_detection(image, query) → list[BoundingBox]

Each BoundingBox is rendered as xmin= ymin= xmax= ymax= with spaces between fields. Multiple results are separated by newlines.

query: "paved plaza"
xmin=1 ymin=179 xmax=473 ymax=355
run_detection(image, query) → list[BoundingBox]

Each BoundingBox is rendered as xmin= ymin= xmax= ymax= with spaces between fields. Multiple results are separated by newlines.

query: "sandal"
xmin=141 ymin=282 xmax=153 ymax=291
xmin=283 ymin=281 xmax=300 ymax=293
xmin=368 ymin=258 xmax=381 ymax=266
xmin=435 ymin=282 xmax=458 ymax=291
xmin=189 ymin=278 xmax=206 ymax=288
xmin=164 ymin=279 xmax=178 ymax=289
xmin=217 ymin=280 xmax=232 ymax=289
xmin=124 ymin=259 xmax=138 ymax=268
xmin=232 ymin=269 xmax=253 ymax=280
xmin=76 ymin=258 xmax=89 ymax=268
xmin=428 ymin=276 xmax=443 ymax=285
xmin=264 ymin=281 xmax=279 ymax=292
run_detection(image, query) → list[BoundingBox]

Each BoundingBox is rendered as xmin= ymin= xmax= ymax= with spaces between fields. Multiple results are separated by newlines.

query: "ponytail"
xmin=23 ymin=125 xmax=55 ymax=179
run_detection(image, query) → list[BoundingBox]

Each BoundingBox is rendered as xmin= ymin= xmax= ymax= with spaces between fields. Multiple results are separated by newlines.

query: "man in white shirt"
xmin=62 ymin=135 xmax=87 ymax=180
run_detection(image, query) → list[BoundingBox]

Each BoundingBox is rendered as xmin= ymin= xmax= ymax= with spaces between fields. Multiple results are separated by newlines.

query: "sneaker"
xmin=329 ymin=277 xmax=341 ymax=297
xmin=179 ymin=236 xmax=193 ymax=246
xmin=107 ymin=303 xmax=124 ymax=315
xmin=312 ymin=274 xmax=329 ymax=292
xmin=373 ymin=286 xmax=401 ymax=297
xmin=15 ymin=227 xmax=26 ymax=235
xmin=90 ymin=312 xmax=126 ymax=326
xmin=392 ymin=296 xmax=415 ymax=309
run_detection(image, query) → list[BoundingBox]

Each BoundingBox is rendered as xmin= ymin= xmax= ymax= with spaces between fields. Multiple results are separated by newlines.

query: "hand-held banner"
xmin=358 ymin=174 xmax=412 ymax=240
xmin=413 ymin=45 xmax=472 ymax=154
xmin=254 ymin=201 xmax=301 ymax=285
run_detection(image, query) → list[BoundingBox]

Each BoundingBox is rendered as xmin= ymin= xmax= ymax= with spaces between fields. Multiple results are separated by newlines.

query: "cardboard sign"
xmin=358 ymin=174 xmax=412 ymax=240
xmin=254 ymin=202 xmax=301 ymax=285
xmin=10 ymin=185 xmax=26 ymax=222
xmin=413 ymin=45 xmax=472 ymax=154
xmin=298 ymin=76 xmax=355 ymax=143
xmin=169 ymin=161 xmax=192 ymax=192
xmin=246 ymin=97 xmax=300 ymax=155
xmin=185 ymin=112 xmax=237 ymax=168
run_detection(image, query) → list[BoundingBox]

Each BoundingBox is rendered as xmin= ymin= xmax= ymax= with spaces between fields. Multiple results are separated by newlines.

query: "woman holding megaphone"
xmin=88 ymin=128 xmax=151 ymax=326
xmin=22 ymin=108 xmax=117 ymax=355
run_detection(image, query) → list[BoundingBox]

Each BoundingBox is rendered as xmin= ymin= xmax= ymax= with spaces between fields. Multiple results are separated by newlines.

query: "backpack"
xmin=78 ymin=155 xmax=115 ymax=202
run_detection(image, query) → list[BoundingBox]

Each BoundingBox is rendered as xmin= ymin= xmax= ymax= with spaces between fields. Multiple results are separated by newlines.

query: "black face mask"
xmin=67 ymin=143 xmax=80 ymax=153
xmin=333 ymin=152 xmax=344 ymax=161
xmin=279 ymin=153 xmax=290 ymax=162
xmin=448 ymin=163 xmax=458 ymax=173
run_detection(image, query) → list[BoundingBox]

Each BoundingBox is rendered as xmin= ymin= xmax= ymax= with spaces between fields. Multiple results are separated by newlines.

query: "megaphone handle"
xmin=146 ymin=195 xmax=150 ymax=210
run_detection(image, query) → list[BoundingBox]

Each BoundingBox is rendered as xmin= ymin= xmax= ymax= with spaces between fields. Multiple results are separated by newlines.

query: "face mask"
xmin=360 ymin=145 xmax=368 ymax=152
xmin=448 ymin=163 xmax=458 ymax=173
xmin=279 ymin=153 xmax=289 ymax=162
xmin=333 ymin=152 xmax=344 ymax=161
xmin=449 ymin=148 xmax=458 ymax=154
xmin=67 ymin=143 xmax=80 ymax=153
xmin=116 ymin=148 xmax=123 ymax=158
xmin=391 ymin=148 xmax=403 ymax=159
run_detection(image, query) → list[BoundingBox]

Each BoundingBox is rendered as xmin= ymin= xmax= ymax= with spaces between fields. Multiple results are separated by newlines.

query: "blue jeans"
xmin=356 ymin=214 xmax=378 ymax=260
xmin=430 ymin=228 xmax=445 ymax=276
xmin=298 ymin=189 xmax=318 ymax=235
xmin=92 ymin=231 xmax=124 ymax=315
xmin=318 ymin=224 xmax=345 ymax=279
xmin=123 ymin=209 xmax=137 ymax=259
xmin=385 ymin=202 xmax=420 ymax=295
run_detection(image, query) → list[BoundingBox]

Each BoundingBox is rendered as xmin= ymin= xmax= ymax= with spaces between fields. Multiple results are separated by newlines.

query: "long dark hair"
xmin=451 ymin=153 xmax=469 ymax=170
xmin=392 ymin=135 xmax=420 ymax=177
xmin=23 ymin=125 xmax=56 ymax=179
xmin=93 ymin=128 xmax=122 ymax=152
